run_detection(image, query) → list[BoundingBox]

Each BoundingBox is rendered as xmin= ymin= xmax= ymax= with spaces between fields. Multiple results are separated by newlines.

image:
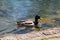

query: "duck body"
xmin=17 ymin=19 xmax=42 ymax=29
xmin=17 ymin=20 xmax=34 ymax=28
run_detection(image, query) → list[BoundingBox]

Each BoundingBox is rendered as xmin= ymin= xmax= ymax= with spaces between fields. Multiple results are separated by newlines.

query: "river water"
xmin=0 ymin=0 xmax=38 ymax=34
xmin=0 ymin=0 xmax=60 ymax=34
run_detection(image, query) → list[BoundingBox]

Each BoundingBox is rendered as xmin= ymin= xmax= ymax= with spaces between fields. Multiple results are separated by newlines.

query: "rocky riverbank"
xmin=0 ymin=27 xmax=60 ymax=40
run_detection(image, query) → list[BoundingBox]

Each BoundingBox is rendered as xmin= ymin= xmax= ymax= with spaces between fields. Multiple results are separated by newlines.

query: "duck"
xmin=17 ymin=19 xmax=34 ymax=27
xmin=17 ymin=15 xmax=41 ymax=29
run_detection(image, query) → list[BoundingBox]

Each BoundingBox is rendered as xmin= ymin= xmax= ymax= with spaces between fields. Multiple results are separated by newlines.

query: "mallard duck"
xmin=17 ymin=15 xmax=41 ymax=29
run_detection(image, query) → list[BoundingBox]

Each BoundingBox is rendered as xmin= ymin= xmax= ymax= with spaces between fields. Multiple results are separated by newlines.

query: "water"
xmin=0 ymin=0 xmax=35 ymax=34
xmin=0 ymin=0 xmax=60 ymax=34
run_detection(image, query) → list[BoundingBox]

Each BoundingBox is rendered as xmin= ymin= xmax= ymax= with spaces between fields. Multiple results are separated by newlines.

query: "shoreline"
xmin=0 ymin=27 xmax=60 ymax=40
